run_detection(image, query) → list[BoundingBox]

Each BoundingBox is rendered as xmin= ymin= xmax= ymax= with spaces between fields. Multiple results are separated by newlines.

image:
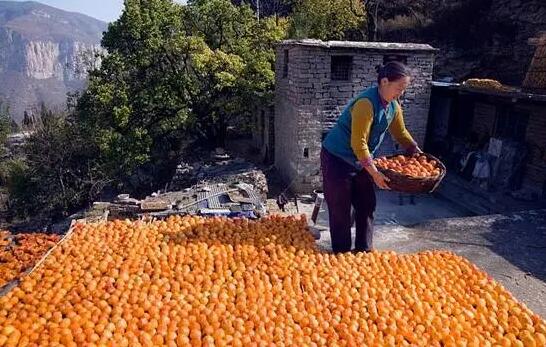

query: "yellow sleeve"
xmin=350 ymin=99 xmax=374 ymax=162
xmin=389 ymin=101 xmax=417 ymax=149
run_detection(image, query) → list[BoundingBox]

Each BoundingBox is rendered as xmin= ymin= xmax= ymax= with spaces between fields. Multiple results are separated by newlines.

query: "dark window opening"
xmin=450 ymin=96 xmax=475 ymax=138
xmin=283 ymin=50 xmax=289 ymax=78
xmin=383 ymin=54 xmax=408 ymax=65
xmin=331 ymin=56 xmax=353 ymax=81
xmin=303 ymin=148 xmax=309 ymax=158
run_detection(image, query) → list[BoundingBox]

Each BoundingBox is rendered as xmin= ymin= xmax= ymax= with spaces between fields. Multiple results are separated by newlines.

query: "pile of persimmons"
xmin=375 ymin=155 xmax=442 ymax=179
xmin=0 ymin=232 xmax=60 ymax=288
xmin=0 ymin=215 xmax=544 ymax=346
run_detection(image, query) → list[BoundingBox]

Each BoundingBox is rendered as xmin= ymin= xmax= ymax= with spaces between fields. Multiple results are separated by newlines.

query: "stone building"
xmin=251 ymin=105 xmax=275 ymax=164
xmin=269 ymin=39 xmax=437 ymax=192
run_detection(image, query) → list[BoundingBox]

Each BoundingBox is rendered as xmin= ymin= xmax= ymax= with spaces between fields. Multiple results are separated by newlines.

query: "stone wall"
xmin=252 ymin=105 xmax=275 ymax=164
xmin=487 ymin=0 xmax=546 ymax=85
xmin=523 ymin=32 xmax=546 ymax=92
xmin=472 ymin=102 xmax=496 ymax=137
xmin=274 ymin=44 xmax=302 ymax=186
xmin=274 ymin=40 xmax=436 ymax=192
xmin=522 ymin=105 xmax=546 ymax=196
xmin=383 ymin=0 xmax=546 ymax=86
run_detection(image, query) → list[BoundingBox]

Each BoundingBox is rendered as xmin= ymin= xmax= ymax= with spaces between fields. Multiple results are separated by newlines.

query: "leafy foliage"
xmin=6 ymin=108 xmax=105 ymax=219
xmin=75 ymin=0 xmax=285 ymax=177
xmin=288 ymin=0 xmax=365 ymax=40
xmin=0 ymin=101 xmax=11 ymax=150
xmin=185 ymin=0 xmax=287 ymax=146
xmin=7 ymin=0 xmax=287 ymax=220
xmin=74 ymin=0 xmax=193 ymax=182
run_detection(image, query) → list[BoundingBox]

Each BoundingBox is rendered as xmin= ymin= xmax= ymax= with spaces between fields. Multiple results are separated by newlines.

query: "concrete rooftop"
xmin=279 ymin=39 xmax=438 ymax=52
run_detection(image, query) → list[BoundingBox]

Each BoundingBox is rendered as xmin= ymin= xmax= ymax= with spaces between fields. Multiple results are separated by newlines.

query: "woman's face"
xmin=380 ymin=76 xmax=411 ymax=102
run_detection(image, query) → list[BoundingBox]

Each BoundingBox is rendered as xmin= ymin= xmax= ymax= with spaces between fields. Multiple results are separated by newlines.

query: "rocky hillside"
xmin=0 ymin=1 xmax=107 ymax=122
xmin=234 ymin=0 xmax=546 ymax=86
xmin=379 ymin=0 xmax=546 ymax=85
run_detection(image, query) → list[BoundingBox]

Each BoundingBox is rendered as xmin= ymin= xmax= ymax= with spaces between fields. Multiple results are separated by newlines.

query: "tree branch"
xmin=349 ymin=0 xmax=364 ymax=18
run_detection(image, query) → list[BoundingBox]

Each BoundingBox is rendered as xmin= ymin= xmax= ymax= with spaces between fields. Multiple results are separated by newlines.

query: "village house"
xmin=253 ymin=39 xmax=437 ymax=192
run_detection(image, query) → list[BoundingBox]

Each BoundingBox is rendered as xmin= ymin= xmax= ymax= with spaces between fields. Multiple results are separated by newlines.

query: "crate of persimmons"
xmin=374 ymin=153 xmax=446 ymax=194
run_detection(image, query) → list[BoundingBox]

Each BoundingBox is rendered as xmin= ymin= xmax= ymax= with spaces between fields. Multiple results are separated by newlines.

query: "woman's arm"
xmin=389 ymin=102 xmax=422 ymax=155
xmin=351 ymin=99 xmax=391 ymax=189
xmin=350 ymin=99 xmax=374 ymax=165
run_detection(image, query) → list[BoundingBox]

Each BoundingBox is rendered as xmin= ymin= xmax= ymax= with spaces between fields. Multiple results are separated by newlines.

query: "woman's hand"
xmin=361 ymin=159 xmax=391 ymax=189
xmin=370 ymin=170 xmax=391 ymax=190
xmin=406 ymin=144 xmax=423 ymax=156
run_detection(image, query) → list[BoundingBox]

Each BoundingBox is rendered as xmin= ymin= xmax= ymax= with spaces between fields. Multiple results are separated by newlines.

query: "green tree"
xmin=74 ymin=0 xmax=197 ymax=184
xmin=0 ymin=101 xmax=11 ymax=146
xmin=76 ymin=0 xmax=286 ymax=164
xmin=288 ymin=0 xmax=365 ymax=40
xmin=22 ymin=110 xmax=39 ymax=131
xmin=0 ymin=101 xmax=13 ymax=187
xmin=10 ymin=119 xmax=20 ymax=134
xmin=185 ymin=0 xmax=287 ymax=146
xmin=0 ymin=101 xmax=14 ymax=161
xmin=7 ymin=0 xmax=287 ymax=219
xmin=7 ymin=108 xmax=104 ymax=219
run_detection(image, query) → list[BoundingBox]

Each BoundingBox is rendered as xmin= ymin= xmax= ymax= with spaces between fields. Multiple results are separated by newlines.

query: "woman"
xmin=321 ymin=61 xmax=421 ymax=253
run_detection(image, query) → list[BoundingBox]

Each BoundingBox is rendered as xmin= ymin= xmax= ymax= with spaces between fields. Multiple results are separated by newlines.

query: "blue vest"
xmin=322 ymin=86 xmax=397 ymax=169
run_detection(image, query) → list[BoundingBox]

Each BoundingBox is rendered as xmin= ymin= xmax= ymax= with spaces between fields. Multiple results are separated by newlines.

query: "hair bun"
xmin=376 ymin=61 xmax=410 ymax=83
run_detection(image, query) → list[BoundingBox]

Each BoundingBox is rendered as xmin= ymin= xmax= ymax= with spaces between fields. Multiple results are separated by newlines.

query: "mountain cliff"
xmin=0 ymin=1 xmax=106 ymax=122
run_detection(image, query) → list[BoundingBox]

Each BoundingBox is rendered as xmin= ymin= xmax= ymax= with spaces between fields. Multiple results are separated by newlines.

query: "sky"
xmin=12 ymin=0 xmax=187 ymax=22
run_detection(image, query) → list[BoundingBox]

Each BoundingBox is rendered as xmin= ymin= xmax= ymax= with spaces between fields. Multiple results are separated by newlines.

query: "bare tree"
xmin=349 ymin=0 xmax=381 ymax=41
xmin=365 ymin=0 xmax=382 ymax=41
xmin=351 ymin=0 xmax=433 ymax=41
xmin=231 ymin=0 xmax=293 ymax=22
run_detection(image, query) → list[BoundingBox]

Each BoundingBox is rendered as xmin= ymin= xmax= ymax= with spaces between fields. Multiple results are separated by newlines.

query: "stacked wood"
xmin=523 ymin=32 xmax=546 ymax=92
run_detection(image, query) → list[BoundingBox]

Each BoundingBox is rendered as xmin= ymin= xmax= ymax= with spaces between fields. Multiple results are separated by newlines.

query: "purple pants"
xmin=320 ymin=148 xmax=376 ymax=253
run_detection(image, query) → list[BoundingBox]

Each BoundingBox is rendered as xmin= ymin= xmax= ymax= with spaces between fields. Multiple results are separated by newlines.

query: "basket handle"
xmin=429 ymin=171 xmax=446 ymax=193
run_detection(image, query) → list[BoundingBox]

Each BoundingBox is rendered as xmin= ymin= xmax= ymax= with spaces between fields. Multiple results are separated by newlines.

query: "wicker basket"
xmin=376 ymin=153 xmax=447 ymax=194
